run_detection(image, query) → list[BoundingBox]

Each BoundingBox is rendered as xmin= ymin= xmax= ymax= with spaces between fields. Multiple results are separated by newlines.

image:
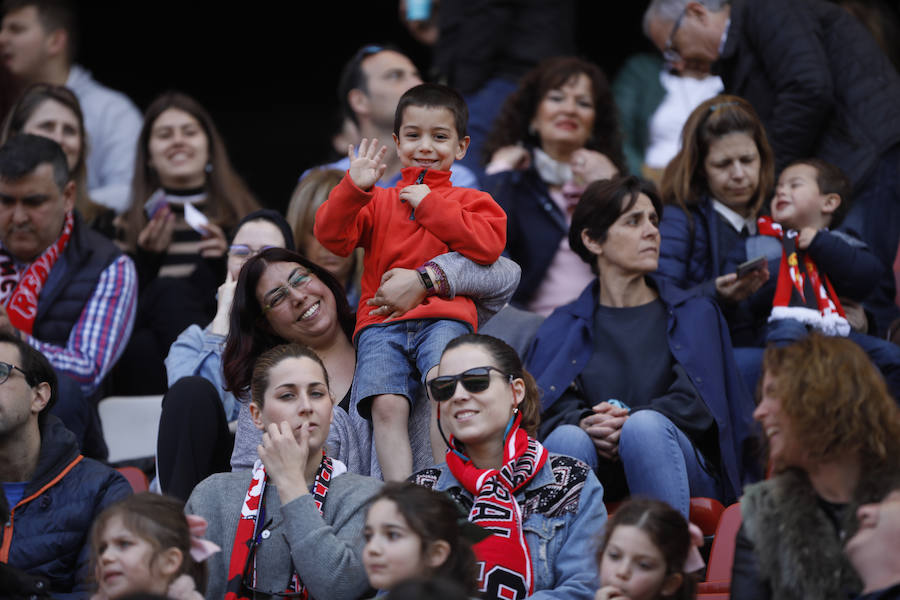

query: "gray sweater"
xmin=186 ymin=468 xmax=381 ymax=600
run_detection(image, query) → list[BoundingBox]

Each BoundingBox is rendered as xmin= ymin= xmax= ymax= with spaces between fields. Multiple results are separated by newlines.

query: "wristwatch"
xmin=416 ymin=267 xmax=436 ymax=296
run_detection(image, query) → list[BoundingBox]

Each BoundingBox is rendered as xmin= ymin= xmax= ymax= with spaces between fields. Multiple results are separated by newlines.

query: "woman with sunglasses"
xmin=413 ymin=333 xmax=606 ymax=600
xmin=156 ymin=209 xmax=295 ymax=500
xmin=187 ymin=342 xmax=380 ymax=600
xmin=525 ymin=175 xmax=757 ymax=518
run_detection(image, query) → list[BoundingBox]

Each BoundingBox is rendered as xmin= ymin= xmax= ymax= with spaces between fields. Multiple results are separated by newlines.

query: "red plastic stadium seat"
xmin=116 ymin=466 xmax=149 ymax=493
xmin=697 ymin=502 xmax=742 ymax=595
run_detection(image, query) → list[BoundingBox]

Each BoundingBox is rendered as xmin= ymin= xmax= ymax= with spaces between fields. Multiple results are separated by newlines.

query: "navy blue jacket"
xmin=524 ymin=277 xmax=760 ymax=503
xmin=0 ymin=416 xmax=132 ymax=599
xmin=482 ymin=161 xmax=567 ymax=307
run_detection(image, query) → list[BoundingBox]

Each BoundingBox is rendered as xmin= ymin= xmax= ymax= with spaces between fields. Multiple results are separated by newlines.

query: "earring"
xmin=205 ymin=162 xmax=213 ymax=174
xmin=513 ymin=406 xmax=519 ymax=415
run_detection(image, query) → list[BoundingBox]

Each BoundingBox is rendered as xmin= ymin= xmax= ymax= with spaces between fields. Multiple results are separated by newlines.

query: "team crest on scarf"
xmin=757 ymin=216 xmax=849 ymax=336
xmin=446 ymin=412 xmax=548 ymax=599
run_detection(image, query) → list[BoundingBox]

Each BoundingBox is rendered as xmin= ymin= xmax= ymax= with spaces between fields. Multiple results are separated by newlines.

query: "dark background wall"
xmin=74 ymin=2 xmax=655 ymax=213
xmin=72 ymin=1 xmax=900 ymax=213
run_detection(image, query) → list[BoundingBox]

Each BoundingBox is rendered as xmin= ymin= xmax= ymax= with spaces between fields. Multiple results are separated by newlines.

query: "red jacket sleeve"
xmin=313 ymin=173 xmax=374 ymax=257
xmin=413 ymin=188 xmax=507 ymax=265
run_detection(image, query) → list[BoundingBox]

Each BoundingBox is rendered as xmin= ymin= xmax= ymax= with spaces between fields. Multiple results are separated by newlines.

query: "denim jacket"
xmin=414 ymin=454 xmax=607 ymax=599
xmin=165 ymin=324 xmax=238 ymax=421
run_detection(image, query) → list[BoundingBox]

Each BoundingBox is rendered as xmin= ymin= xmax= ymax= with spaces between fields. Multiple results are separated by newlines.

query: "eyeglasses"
xmin=263 ymin=267 xmax=313 ymax=313
xmin=229 ymin=244 xmax=276 ymax=259
xmin=0 ymin=361 xmax=27 ymax=385
xmin=427 ymin=366 xmax=511 ymax=402
xmin=663 ymin=8 xmax=687 ymax=64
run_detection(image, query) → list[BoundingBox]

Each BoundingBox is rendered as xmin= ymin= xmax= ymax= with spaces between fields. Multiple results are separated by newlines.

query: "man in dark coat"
xmin=0 ymin=332 xmax=131 ymax=599
xmin=643 ymin=0 xmax=900 ymax=335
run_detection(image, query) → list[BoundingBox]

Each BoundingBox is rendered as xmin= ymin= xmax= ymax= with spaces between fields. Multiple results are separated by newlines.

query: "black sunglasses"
xmin=428 ymin=366 xmax=511 ymax=402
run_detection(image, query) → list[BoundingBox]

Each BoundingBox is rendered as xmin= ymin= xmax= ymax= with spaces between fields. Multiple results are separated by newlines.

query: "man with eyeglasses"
xmin=642 ymin=0 xmax=900 ymax=337
xmin=0 ymin=331 xmax=131 ymax=598
xmin=0 ymin=134 xmax=136 ymax=455
xmin=303 ymin=44 xmax=479 ymax=190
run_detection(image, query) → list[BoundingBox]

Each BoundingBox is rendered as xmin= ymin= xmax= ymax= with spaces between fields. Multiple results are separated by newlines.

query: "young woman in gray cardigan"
xmin=186 ymin=344 xmax=381 ymax=600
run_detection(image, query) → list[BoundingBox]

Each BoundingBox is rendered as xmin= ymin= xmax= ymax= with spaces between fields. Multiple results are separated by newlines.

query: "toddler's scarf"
xmin=0 ymin=210 xmax=74 ymax=335
xmin=445 ymin=413 xmax=548 ymax=599
xmin=224 ymin=455 xmax=335 ymax=600
xmin=757 ymin=216 xmax=849 ymax=336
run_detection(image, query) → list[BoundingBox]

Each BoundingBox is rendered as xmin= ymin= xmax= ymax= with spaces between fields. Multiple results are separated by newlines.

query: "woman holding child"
xmin=482 ymin=56 xmax=625 ymax=316
xmin=526 ymin=175 xmax=758 ymax=517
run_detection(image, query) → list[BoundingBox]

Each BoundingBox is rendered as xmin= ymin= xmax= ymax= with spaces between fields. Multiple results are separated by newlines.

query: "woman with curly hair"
xmin=481 ymin=56 xmax=625 ymax=316
xmin=732 ymin=333 xmax=900 ymax=600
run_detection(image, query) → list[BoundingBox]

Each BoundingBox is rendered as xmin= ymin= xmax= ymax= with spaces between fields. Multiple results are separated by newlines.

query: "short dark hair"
xmin=0 ymin=331 xmax=58 ymax=422
xmin=393 ymin=83 xmax=468 ymax=139
xmin=569 ymin=175 xmax=663 ymax=272
xmin=337 ymin=44 xmax=402 ymax=127
xmin=0 ymin=0 xmax=78 ymax=62
xmin=782 ymin=158 xmax=853 ymax=227
xmin=0 ymin=133 xmax=70 ymax=190
xmin=386 ymin=578 xmax=469 ymax=600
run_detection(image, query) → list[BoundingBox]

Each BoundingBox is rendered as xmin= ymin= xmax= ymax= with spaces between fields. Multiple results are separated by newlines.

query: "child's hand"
xmin=797 ymin=227 xmax=818 ymax=250
xmin=399 ymin=184 xmax=430 ymax=209
xmin=348 ymin=138 xmax=388 ymax=190
xmin=258 ymin=421 xmax=310 ymax=504
xmin=596 ymin=585 xmax=630 ymax=600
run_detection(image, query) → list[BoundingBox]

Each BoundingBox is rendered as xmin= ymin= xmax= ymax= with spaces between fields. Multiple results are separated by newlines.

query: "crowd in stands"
xmin=2 ymin=0 xmax=900 ymax=599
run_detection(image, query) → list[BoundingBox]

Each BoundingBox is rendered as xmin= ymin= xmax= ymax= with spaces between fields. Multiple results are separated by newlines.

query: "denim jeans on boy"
xmin=352 ymin=318 xmax=471 ymax=419
xmin=544 ymin=410 xmax=721 ymax=518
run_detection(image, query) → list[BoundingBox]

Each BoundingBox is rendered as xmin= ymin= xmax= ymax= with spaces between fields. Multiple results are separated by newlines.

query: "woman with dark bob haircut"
xmin=526 ymin=175 xmax=758 ymax=517
xmin=732 ymin=333 xmax=900 ymax=600
xmin=481 ymin=56 xmax=625 ymax=316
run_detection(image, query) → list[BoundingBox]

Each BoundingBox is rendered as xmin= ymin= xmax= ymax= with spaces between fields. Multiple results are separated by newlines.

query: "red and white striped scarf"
xmin=446 ymin=413 xmax=548 ymax=599
xmin=0 ymin=210 xmax=74 ymax=335
xmin=757 ymin=216 xmax=849 ymax=336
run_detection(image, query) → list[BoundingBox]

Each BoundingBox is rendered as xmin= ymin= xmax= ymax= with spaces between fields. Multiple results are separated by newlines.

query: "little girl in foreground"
xmin=363 ymin=482 xmax=478 ymax=596
xmin=90 ymin=493 xmax=218 ymax=600
xmin=596 ymin=498 xmax=702 ymax=600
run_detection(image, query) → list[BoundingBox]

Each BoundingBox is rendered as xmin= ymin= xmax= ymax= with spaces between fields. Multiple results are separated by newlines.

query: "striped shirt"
xmin=26 ymin=254 xmax=138 ymax=395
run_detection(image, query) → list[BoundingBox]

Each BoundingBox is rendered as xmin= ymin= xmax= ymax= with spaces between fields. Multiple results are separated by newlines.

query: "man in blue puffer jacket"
xmin=0 ymin=332 xmax=131 ymax=598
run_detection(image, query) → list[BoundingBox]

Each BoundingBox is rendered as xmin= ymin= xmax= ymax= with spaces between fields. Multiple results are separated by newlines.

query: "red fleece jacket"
xmin=314 ymin=167 xmax=506 ymax=339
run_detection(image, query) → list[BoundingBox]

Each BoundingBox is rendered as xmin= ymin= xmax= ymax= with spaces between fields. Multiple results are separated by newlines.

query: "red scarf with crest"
xmin=757 ymin=216 xmax=849 ymax=336
xmin=445 ymin=413 xmax=548 ymax=599
xmin=0 ymin=210 xmax=74 ymax=335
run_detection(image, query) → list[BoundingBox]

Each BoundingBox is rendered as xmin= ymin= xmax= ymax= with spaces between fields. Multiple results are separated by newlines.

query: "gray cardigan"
xmin=186 ymin=468 xmax=381 ymax=600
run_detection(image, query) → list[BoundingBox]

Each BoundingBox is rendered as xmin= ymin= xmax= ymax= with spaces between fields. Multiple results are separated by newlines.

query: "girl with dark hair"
xmin=412 ymin=333 xmax=606 ymax=600
xmin=186 ymin=343 xmax=380 ymax=600
xmin=526 ymin=175 xmax=757 ymax=517
xmin=90 ymin=493 xmax=214 ymax=600
xmin=363 ymin=482 xmax=478 ymax=595
xmin=156 ymin=211 xmax=295 ymax=501
xmin=596 ymin=498 xmax=701 ymax=600
xmin=111 ymin=91 xmax=260 ymax=395
xmin=481 ymin=56 xmax=626 ymax=316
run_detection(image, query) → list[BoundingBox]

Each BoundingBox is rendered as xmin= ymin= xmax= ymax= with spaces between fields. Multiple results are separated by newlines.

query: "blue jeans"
xmin=618 ymin=410 xmax=722 ymax=518
xmin=543 ymin=412 xmax=722 ymax=518
xmin=353 ymin=318 xmax=471 ymax=419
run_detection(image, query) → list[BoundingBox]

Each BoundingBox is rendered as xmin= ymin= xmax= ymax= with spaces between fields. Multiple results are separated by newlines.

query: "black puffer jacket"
xmin=716 ymin=0 xmax=900 ymax=188
xmin=0 ymin=416 xmax=132 ymax=599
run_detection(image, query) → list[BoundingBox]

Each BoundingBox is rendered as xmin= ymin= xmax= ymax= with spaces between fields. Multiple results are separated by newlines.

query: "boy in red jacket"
xmin=315 ymin=83 xmax=506 ymax=480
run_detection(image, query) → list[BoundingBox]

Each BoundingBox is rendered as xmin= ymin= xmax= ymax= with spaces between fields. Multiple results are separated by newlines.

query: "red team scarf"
xmin=0 ymin=210 xmax=74 ymax=335
xmin=757 ymin=216 xmax=849 ymax=336
xmin=445 ymin=412 xmax=548 ymax=600
xmin=225 ymin=454 xmax=335 ymax=600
